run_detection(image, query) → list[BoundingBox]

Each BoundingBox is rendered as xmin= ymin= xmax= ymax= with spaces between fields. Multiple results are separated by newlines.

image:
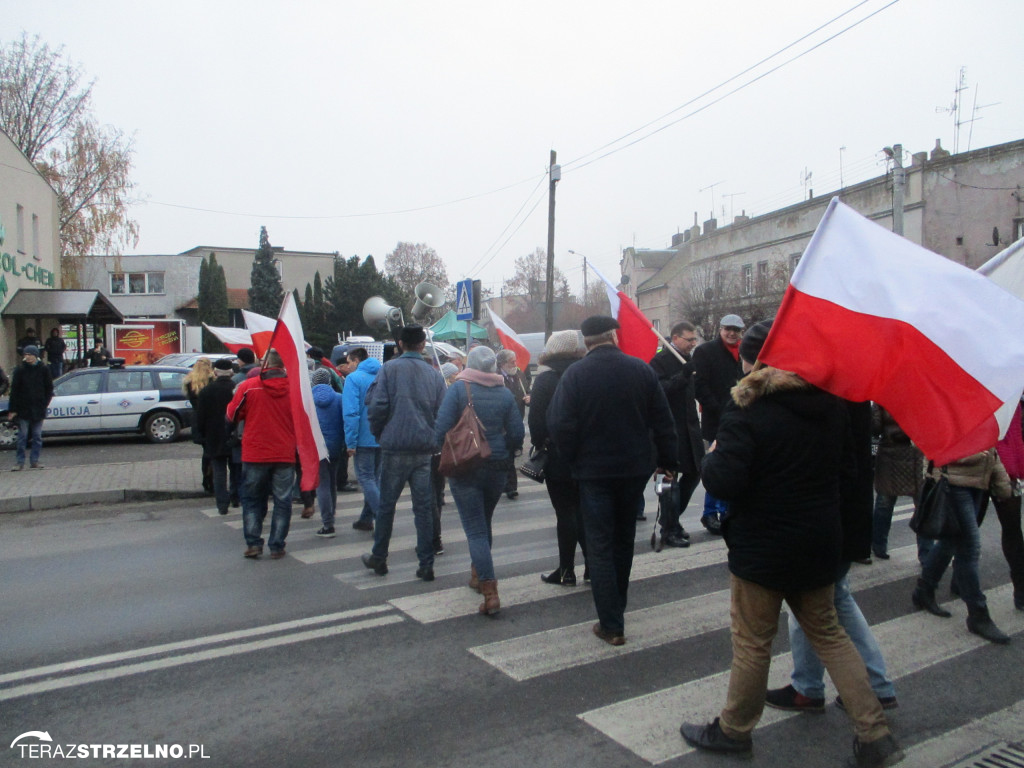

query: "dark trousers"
xmin=546 ymin=476 xmax=586 ymax=572
xmin=579 ymin=475 xmax=648 ymax=635
xmin=991 ymin=494 xmax=1024 ymax=599
xmin=659 ymin=471 xmax=701 ymax=536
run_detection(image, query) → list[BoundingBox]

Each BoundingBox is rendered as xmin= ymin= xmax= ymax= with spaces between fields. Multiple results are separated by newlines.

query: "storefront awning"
xmin=1 ymin=289 xmax=124 ymax=324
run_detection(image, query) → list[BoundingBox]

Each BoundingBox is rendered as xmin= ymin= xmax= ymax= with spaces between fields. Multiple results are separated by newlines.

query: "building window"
xmin=31 ymin=214 xmax=40 ymax=261
xmin=789 ymin=252 xmax=802 ymax=274
xmin=652 ymin=318 xmax=661 ymax=333
xmin=273 ymin=259 xmax=283 ymax=281
xmin=714 ymin=270 xmax=725 ymax=299
xmin=741 ymin=264 xmax=753 ymax=296
xmin=1014 ymin=219 xmax=1023 ymax=241
xmin=16 ymin=204 xmax=25 ymax=254
xmin=110 ymin=272 xmax=165 ymax=295
xmin=757 ymin=260 xmax=769 ymax=292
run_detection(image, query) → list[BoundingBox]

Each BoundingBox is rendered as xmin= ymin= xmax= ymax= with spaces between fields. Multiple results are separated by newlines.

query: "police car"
xmin=0 ymin=361 xmax=194 ymax=447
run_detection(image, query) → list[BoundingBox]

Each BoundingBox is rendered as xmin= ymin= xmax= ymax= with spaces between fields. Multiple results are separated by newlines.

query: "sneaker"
xmin=361 ymin=553 xmax=388 ymax=575
xmin=269 ymin=549 xmax=286 ymax=560
xmin=434 ymin=541 xmax=445 ymax=555
xmin=352 ymin=520 xmax=374 ymax=531
xmin=592 ymin=622 xmax=625 ymax=646
xmin=30 ymin=462 xmax=43 ymax=469
xmin=416 ymin=566 xmax=435 ymax=582
xmin=680 ymin=718 xmax=752 ymax=755
xmin=765 ymin=684 xmax=825 ymax=713
xmin=836 ymin=695 xmax=899 ymax=712
xmin=701 ymin=514 xmax=722 ymax=535
xmin=847 ymin=733 xmax=904 ymax=768
xmin=315 ymin=526 xmax=336 ymax=538
xmin=243 ymin=546 xmax=262 ymax=558
xmin=340 ymin=482 xmax=359 ymax=493
xmin=11 ymin=464 xmax=24 ymax=472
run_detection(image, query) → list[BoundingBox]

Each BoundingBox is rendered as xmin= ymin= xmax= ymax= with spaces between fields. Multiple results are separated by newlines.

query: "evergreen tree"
xmin=248 ymin=226 xmax=284 ymax=316
xmin=324 ymin=254 xmax=407 ymax=340
xmin=198 ymin=253 xmax=229 ymax=352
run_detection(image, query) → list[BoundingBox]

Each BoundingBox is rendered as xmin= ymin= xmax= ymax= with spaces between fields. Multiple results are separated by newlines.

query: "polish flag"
xmin=265 ymin=294 xmax=329 ymax=492
xmin=242 ymin=309 xmax=277 ymax=358
xmin=202 ymin=324 xmax=253 ymax=354
xmin=977 ymin=236 xmax=1024 ymax=301
xmin=487 ymin=307 xmax=531 ymax=371
xmin=587 ymin=260 xmax=659 ymax=361
xmin=759 ymin=198 xmax=1024 ymax=465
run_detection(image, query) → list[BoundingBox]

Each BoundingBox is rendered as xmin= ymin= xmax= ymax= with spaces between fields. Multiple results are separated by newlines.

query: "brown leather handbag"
xmin=439 ymin=381 xmax=491 ymax=477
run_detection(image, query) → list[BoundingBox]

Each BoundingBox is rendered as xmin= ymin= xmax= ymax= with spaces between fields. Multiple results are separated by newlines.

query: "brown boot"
xmin=468 ymin=565 xmax=481 ymax=593
xmin=478 ymin=580 xmax=500 ymax=616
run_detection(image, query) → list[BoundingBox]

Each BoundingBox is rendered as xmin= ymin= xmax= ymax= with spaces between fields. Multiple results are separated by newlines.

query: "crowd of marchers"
xmin=7 ymin=310 xmax=1023 ymax=768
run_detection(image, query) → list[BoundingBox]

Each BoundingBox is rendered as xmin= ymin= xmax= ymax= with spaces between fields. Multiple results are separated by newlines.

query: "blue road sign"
xmin=456 ymin=279 xmax=473 ymax=320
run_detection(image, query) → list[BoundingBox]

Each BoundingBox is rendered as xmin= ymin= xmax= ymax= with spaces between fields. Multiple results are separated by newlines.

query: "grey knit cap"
xmin=543 ymin=330 xmax=581 ymax=357
xmin=466 ymin=346 xmax=497 ymax=372
xmin=439 ymin=363 xmax=459 ymax=379
xmin=310 ymin=367 xmax=333 ymax=387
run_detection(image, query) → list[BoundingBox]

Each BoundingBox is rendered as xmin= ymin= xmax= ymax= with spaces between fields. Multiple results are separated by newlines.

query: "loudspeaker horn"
xmin=362 ymin=296 xmax=403 ymax=328
xmin=411 ymin=282 xmax=445 ymax=321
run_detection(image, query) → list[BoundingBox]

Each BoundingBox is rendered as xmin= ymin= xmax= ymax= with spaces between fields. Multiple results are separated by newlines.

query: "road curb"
xmin=0 ymin=489 xmax=207 ymax=514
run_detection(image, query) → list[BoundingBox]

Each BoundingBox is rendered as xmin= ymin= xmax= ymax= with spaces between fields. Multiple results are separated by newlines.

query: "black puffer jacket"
xmin=692 ymin=337 xmax=743 ymax=441
xmin=649 ymin=346 xmax=704 ymax=476
xmin=194 ymin=377 xmax=236 ymax=458
xmin=528 ymin=355 xmax=577 ymax=481
xmin=8 ymin=359 xmax=54 ymax=422
xmin=702 ymin=366 xmax=847 ymax=592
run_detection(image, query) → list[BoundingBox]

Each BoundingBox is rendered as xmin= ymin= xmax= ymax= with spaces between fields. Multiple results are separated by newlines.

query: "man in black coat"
xmin=692 ymin=313 xmax=745 ymax=534
xmin=548 ymin=315 xmax=678 ymax=646
xmin=195 ymin=358 xmax=240 ymax=514
xmin=649 ymin=320 xmax=704 ymax=548
xmin=8 ymin=345 xmax=54 ymax=471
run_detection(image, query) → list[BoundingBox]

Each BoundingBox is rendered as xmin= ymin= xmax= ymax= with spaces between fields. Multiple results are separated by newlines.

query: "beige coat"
xmin=931 ymin=448 xmax=1013 ymax=499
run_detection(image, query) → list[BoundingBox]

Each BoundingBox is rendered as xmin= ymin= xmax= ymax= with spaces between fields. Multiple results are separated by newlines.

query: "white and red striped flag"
xmin=265 ymin=294 xmax=328 ymax=492
xmin=759 ymin=198 xmax=1024 ymax=465
xmin=487 ymin=306 xmax=531 ymax=371
xmin=242 ymin=309 xmax=277 ymax=358
xmin=977 ymin=236 xmax=1024 ymax=301
xmin=587 ymin=259 xmax=659 ymax=361
xmin=202 ymin=324 xmax=253 ymax=354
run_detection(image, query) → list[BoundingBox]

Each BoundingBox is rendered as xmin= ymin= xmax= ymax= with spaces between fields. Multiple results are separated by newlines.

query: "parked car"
xmin=0 ymin=361 xmax=194 ymax=447
xmin=155 ymin=352 xmax=236 ymax=368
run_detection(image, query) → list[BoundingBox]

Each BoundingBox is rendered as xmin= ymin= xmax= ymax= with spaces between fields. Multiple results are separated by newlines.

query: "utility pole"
xmin=582 ymin=256 xmax=588 ymax=311
xmin=545 ymin=150 xmax=559 ymax=340
xmin=885 ymin=143 xmax=905 ymax=236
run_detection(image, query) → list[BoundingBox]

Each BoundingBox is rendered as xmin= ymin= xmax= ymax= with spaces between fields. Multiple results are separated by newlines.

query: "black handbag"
xmin=910 ymin=464 xmax=961 ymax=539
xmin=518 ymin=445 xmax=547 ymax=483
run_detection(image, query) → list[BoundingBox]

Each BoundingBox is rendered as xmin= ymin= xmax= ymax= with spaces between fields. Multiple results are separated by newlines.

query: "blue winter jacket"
xmin=434 ymin=378 xmax=524 ymax=461
xmin=342 ymin=357 xmax=381 ymax=450
xmin=313 ymin=383 xmax=346 ymax=458
xmin=367 ymin=352 xmax=446 ymax=453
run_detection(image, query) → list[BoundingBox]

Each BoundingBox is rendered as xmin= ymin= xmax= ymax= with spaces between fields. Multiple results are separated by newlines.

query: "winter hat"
xmin=466 ymin=346 xmax=497 ymax=373
xmin=580 ymin=316 xmax=619 ymax=337
xmin=22 ymin=345 xmax=39 ymax=357
xmin=542 ymin=330 xmax=582 ymax=357
xmin=213 ymin=358 xmax=235 ymax=377
xmin=738 ymin=320 xmax=773 ymax=364
xmin=439 ymin=363 xmax=459 ymax=380
xmin=236 ymin=347 xmax=256 ymax=364
xmin=310 ymin=368 xmax=333 ymax=387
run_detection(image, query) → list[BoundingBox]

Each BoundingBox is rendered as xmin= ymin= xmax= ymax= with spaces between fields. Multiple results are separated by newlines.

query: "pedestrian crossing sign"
xmin=456 ymin=279 xmax=473 ymax=320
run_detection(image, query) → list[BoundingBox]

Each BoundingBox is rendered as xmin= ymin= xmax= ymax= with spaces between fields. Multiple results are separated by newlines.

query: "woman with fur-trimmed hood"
xmin=681 ymin=320 xmax=902 ymax=768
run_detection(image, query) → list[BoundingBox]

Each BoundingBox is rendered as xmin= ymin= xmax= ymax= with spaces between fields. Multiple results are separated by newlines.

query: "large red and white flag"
xmin=265 ymin=294 xmax=329 ymax=492
xmin=202 ymin=324 xmax=253 ymax=354
xmin=487 ymin=306 xmax=531 ymax=371
xmin=587 ymin=260 xmax=659 ymax=361
xmin=977 ymin=236 xmax=1024 ymax=301
xmin=759 ymin=198 xmax=1024 ymax=465
xmin=242 ymin=309 xmax=277 ymax=358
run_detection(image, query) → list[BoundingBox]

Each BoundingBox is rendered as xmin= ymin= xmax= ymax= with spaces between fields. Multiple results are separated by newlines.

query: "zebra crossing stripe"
xmin=578 ymin=583 xmax=1022 ymax=764
xmin=898 ymin=699 xmax=1024 ymax=768
xmin=469 ymin=546 xmax=923 ymax=681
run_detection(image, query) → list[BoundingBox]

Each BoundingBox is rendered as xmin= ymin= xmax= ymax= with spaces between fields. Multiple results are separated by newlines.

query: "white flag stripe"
xmin=793 ymin=199 xmax=1024 ymax=409
xmin=899 ymin=699 xmax=1024 ymax=768
xmin=471 ymin=546 xmax=922 ymax=681
xmin=977 ymin=235 xmax=1024 ymax=300
xmin=579 ymin=582 xmax=1023 ymax=765
xmin=585 ymin=259 xmax=621 ymax=316
xmin=276 ymin=293 xmax=329 ymax=462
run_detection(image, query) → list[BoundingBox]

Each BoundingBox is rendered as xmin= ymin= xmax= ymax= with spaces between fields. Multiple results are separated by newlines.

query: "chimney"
xmin=703 ymin=215 xmax=718 ymax=235
xmin=931 ymin=139 xmax=950 ymax=160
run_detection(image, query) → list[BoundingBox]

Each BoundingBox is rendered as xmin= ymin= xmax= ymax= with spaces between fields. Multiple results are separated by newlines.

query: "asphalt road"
xmin=0 ymin=431 xmax=198 ymax=467
xmin=2 ymin=485 xmax=1023 ymax=768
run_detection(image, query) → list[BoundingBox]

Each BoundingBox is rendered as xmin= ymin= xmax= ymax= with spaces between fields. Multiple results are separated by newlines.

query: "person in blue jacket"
xmin=310 ymin=367 xmax=345 ymax=537
xmin=342 ymin=347 xmax=382 ymax=532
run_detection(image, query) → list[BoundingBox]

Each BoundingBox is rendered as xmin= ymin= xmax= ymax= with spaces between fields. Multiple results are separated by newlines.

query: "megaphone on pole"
xmin=411 ymin=282 xmax=445 ymax=322
xmin=362 ymin=296 xmax=403 ymax=329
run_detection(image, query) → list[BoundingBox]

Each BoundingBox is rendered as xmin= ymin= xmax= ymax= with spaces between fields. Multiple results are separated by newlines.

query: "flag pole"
xmin=648 ymin=324 xmax=688 ymax=365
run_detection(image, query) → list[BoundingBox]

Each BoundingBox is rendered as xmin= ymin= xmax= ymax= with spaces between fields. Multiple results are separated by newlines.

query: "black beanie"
xmin=738 ymin=320 xmax=773 ymax=364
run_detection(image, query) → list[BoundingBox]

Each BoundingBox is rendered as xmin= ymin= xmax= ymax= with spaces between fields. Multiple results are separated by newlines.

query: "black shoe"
xmin=340 ymin=482 xmax=359 ymax=492
xmin=361 ymin=553 xmax=388 ymax=575
xmin=680 ymin=718 xmax=751 ymax=755
xmin=872 ymin=548 xmax=890 ymax=560
xmin=416 ymin=566 xmax=435 ymax=582
xmin=582 ymin=567 xmax=590 ymax=583
xmin=352 ymin=520 xmax=374 ymax=531
xmin=966 ymin=605 xmax=1011 ymax=644
xmin=636 ymin=512 xmax=647 ymax=521
xmin=679 ymin=527 xmax=690 ymax=540
xmin=315 ymin=526 xmax=336 ymax=538
xmin=847 ymin=733 xmax=904 ymax=768
xmin=852 ymin=557 xmax=873 ymax=565
xmin=765 ymin=684 xmax=825 ymax=713
xmin=662 ymin=532 xmax=691 ymax=548
xmin=701 ymin=515 xmax=722 ymax=535
xmin=592 ymin=622 xmax=625 ymax=646
xmin=912 ymin=579 xmax=951 ymax=617
xmin=541 ymin=568 xmax=576 ymax=586
xmin=434 ymin=541 xmax=445 ymax=555
xmin=836 ymin=694 xmax=899 ymax=712
xmin=230 ymin=498 xmax=240 ymax=508
xmin=217 ymin=507 xmax=229 ymax=516
xmin=506 ymin=490 xmax=518 ymax=500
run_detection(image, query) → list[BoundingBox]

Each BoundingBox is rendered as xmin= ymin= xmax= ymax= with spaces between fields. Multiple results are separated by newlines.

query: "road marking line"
xmin=578 ymin=583 xmax=1023 ymax=764
xmin=0 ymin=605 xmax=395 ymax=686
xmin=0 ymin=614 xmax=405 ymax=702
xmin=899 ymin=699 xmax=1024 ymax=767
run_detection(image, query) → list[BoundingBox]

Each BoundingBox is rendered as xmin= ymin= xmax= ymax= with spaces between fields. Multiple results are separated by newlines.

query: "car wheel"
xmin=144 ymin=411 xmax=180 ymax=443
xmin=0 ymin=418 xmax=16 ymax=449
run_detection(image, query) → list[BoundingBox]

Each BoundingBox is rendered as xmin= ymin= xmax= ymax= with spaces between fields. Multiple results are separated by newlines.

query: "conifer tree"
xmin=248 ymin=226 xmax=284 ymax=317
xmin=198 ymin=253 xmax=229 ymax=351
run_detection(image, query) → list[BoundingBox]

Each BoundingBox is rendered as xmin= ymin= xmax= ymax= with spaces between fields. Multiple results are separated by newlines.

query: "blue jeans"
xmin=702 ymin=489 xmax=728 ymax=519
xmin=579 ymin=475 xmax=648 ymax=635
xmin=241 ymin=462 xmax=294 ymax=552
xmin=372 ymin=451 xmax=435 ymax=568
xmin=449 ymin=463 xmax=507 ymax=581
xmin=789 ymin=561 xmax=896 ymax=700
xmin=210 ymin=456 xmax=239 ymax=513
xmin=354 ymin=447 xmax=382 ymax=525
xmin=921 ymin=485 xmax=987 ymax=610
xmin=16 ymin=419 xmax=43 ymax=466
xmin=316 ymin=455 xmax=341 ymax=528
xmin=49 ymin=361 xmax=63 ymax=379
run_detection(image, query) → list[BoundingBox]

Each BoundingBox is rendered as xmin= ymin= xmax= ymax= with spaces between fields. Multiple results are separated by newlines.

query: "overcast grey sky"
xmin=3 ymin=0 xmax=1021 ymax=296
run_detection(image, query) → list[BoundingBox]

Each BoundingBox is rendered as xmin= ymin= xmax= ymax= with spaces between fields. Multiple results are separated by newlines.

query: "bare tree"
xmin=502 ymin=247 xmax=571 ymax=304
xmin=384 ymin=242 xmax=449 ymax=296
xmin=671 ymin=259 xmax=740 ymax=338
xmin=0 ymin=33 xmax=137 ymax=286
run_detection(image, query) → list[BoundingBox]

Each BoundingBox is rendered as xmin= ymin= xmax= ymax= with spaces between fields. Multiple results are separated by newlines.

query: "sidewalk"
xmin=1 ymin=459 xmax=206 ymax=513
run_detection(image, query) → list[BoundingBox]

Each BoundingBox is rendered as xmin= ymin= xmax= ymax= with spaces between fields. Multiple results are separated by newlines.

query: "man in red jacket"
xmin=227 ymin=349 xmax=297 ymax=560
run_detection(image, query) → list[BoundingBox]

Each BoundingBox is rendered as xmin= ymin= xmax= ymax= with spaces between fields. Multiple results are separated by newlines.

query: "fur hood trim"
xmin=731 ymin=366 xmax=812 ymax=408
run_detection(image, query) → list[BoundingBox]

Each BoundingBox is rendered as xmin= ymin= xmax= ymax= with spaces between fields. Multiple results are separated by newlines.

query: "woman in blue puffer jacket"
xmin=310 ymin=367 xmax=346 ymax=537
